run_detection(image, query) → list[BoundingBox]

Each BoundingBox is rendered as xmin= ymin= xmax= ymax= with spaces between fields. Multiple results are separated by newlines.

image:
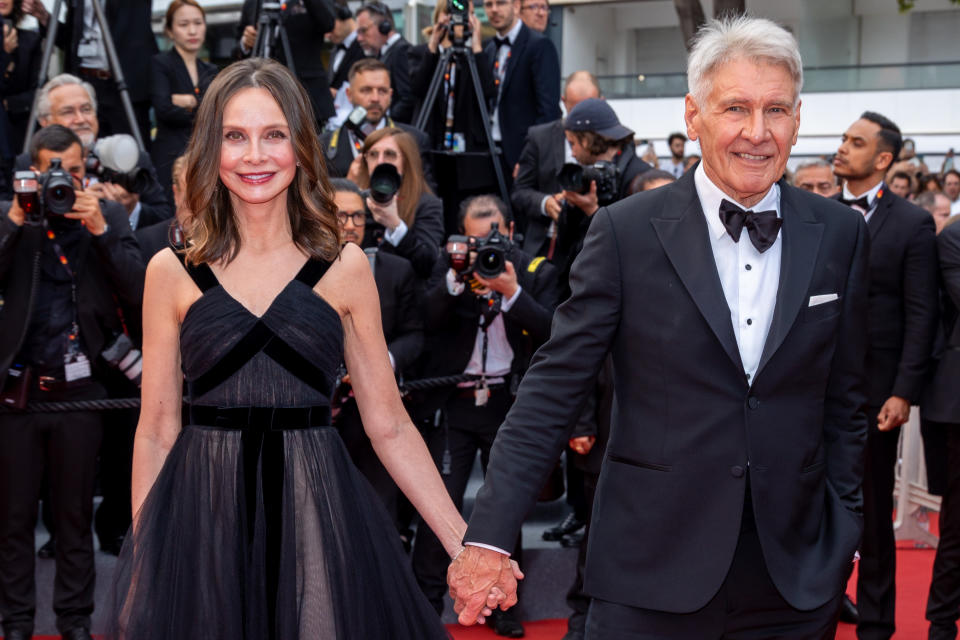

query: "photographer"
xmin=355 ymin=1 xmax=415 ymax=123
xmin=411 ymin=194 xmax=558 ymax=637
xmin=353 ymin=127 xmax=444 ymax=281
xmin=10 ymin=74 xmax=173 ymax=229
xmin=1 ymin=0 xmax=43 ymax=153
xmin=0 ymin=125 xmax=144 ymax=640
xmin=237 ymin=0 xmax=337 ymax=126
xmin=329 ymin=178 xmax=424 ymax=541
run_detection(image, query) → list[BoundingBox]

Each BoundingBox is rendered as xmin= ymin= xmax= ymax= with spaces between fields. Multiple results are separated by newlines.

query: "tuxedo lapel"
xmin=501 ymin=24 xmax=529 ymax=94
xmin=545 ymin=120 xmax=565 ymax=179
xmin=651 ymin=174 xmax=743 ymax=375
xmin=866 ymin=189 xmax=894 ymax=238
xmin=755 ymin=181 xmax=824 ymax=378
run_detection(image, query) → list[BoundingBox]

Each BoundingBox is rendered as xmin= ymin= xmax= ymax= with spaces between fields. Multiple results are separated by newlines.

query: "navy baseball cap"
xmin=564 ymin=98 xmax=634 ymax=139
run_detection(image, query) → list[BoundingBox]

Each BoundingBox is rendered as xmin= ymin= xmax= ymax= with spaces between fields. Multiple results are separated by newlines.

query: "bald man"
xmin=512 ymin=71 xmax=601 ymax=258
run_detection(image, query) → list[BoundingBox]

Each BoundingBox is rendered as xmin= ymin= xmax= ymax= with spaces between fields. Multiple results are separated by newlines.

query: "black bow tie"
xmin=839 ymin=195 xmax=871 ymax=211
xmin=718 ymin=199 xmax=782 ymax=253
xmin=336 ymin=43 xmax=348 ymax=51
xmin=494 ymin=36 xmax=510 ymax=50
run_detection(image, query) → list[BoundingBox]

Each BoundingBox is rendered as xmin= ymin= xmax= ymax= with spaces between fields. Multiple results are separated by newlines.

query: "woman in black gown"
xmin=109 ymin=58 xmax=517 ymax=639
xmin=149 ymin=0 xmax=218 ymax=195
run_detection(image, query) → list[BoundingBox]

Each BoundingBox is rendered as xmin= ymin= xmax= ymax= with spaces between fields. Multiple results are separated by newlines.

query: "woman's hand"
xmin=366 ymin=195 xmax=403 ymax=232
xmin=22 ymin=0 xmax=49 ymax=27
xmin=469 ymin=13 xmax=483 ymax=53
xmin=428 ymin=14 xmax=450 ymax=54
xmin=171 ymin=93 xmax=198 ymax=110
xmin=346 ymin=153 xmax=366 ymax=186
xmin=3 ymin=24 xmax=17 ymax=55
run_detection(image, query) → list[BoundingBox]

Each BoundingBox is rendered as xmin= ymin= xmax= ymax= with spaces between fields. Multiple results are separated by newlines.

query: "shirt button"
xmin=748 ymin=397 xmax=760 ymax=410
xmin=730 ymin=465 xmax=745 ymax=478
xmin=746 ymin=318 xmax=753 ymax=326
xmin=745 ymin=264 xmax=752 ymax=271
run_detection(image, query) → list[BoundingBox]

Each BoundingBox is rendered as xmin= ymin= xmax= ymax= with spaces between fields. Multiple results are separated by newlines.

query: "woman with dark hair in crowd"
xmin=352 ymin=127 xmax=445 ymax=279
xmin=108 ymin=58 xmax=511 ymax=639
xmin=0 ymin=0 xmax=43 ymax=153
xmin=918 ymin=172 xmax=943 ymax=196
xmin=150 ymin=0 xmax=218 ymax=194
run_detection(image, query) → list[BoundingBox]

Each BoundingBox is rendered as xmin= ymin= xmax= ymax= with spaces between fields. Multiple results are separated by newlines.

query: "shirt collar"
xmin=694 ymin=162 xmax=781 ymax=242
xmin=381 ymin=32 xmax=402 ymax=55
xmin=343 ymin=30 xmax=358 ymax=48
xmin=842 ymin=180 xmax=884 ymax=208
xmin=499 ymin=18 xmax=522 ymax=45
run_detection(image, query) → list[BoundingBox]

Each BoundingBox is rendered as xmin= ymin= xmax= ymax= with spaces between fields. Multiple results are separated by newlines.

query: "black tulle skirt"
xmin=107 ymin=425 xmax=449 ymax=639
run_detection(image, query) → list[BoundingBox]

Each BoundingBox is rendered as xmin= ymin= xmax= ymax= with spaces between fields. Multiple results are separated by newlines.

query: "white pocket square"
xmin=808 ymin=293 xmax=839 ymax=307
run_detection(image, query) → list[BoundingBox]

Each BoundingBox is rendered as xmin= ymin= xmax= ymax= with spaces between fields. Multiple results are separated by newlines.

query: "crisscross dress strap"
xmin=174 ymin=251 xmax=219 ymax=292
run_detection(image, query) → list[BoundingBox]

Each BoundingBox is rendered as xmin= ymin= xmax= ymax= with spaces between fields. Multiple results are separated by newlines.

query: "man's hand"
xmin=563 ymin=181 xmax=599 ymax=216
xmin=448 ymin=545 xmax=524 ymax=626
xmin=22 ymin=0 xmax=49 ymax=26
xmin=171 ymin=93 xmax=198 ymax=110
xmin=6 ymin=198 xmax=25 ymax=227
xmin=241 ymin=25 xmax=257 ymax=51
xmin=544 ymin=193 xmax=564 ymax=221
xmin=366 ymin=196 xmax=402 ymax=232
xmin=877 ymin=395 xmax=910 ymax=431
xmin=88 ymin=182 xmax=139 ymax=215
xmin=569 ymin=435 xmax=596 ymax=455
xmin=473 ymin=261 xmax=518 ymax=299
xmin=65 ymin=190 xmax=108 ymax=236
xmin=3 ymin=24 xmax=17 ymax=55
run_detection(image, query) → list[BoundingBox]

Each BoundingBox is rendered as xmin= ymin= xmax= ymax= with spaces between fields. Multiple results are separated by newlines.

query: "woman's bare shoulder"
xmin=316 ymin=244 xmax=376 ymax=315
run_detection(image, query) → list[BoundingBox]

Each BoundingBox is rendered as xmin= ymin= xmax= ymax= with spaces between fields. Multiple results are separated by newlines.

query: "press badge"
xmin=64 ymin=351 xmax=92 ymax=383
xmin=77 ymin=40 xmax=99 ymax=59
xmin=474 ymin=381 xmax=489 ymax=407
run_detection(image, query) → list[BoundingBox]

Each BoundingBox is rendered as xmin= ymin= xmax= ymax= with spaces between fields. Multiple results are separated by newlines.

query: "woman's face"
xmin=168 ymin=5 xmax=206 ymax=54
xmin=219 ymin=87 xmax=297 ymax=209
xmin=0 ymin=0 xmax=14 ymax=18
xmin=364 ymin=135 xmax=405 ymax=177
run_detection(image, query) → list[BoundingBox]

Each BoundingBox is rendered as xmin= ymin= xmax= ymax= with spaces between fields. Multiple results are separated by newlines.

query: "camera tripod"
xmin=253 ymin=1 xmax=296 ymax=76
xmin=413 ymin=37 xmax=511 ymax=213
xmin=23 ymin=0 xmax=145 ymax=153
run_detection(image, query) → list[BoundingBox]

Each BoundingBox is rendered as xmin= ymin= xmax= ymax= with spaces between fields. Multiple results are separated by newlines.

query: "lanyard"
xmin=443 ymin=59 xmax=457 ymax=150
xmin=478 ymin=293 xmax=502 ymax=379
xmin=45 ymin=222 xmax=82 ymax=350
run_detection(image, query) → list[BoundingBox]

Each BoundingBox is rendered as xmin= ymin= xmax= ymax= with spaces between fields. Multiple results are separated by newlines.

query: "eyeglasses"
xmin=54 ymin=104 xmax=95 ymax=119
xmin=522 ymin=3 xmax=548 ymax=11
xmin=337 ymin=211 xmax=367 ymax=226
xmin=365 ymin=148 xmax=400 ymax=162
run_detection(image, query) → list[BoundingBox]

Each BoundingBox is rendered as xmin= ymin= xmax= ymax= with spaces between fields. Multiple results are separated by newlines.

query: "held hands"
xmin=448 ymin=545 xmax=524 ymax=626
xmin=569 ymin=435 xmax=596 ymax=455
xmin=366 ymin=196 xmax=402 ymax=232
xmin=241 ymin=25 xmax=257 ymax=51
xmin=65 ymin=189 xmax=108 ymax=236
xmin=562 ymin=181 xmax=600 ymax=216
xmin=88 ymin=181 xmax=139 ymax=215
xmin=472 ymin=261 xmax=518 ymax=299
xmin=171 ymin=93 xmax=198 ymax=111
xmin=3 ymin=24 xmax=17 ymax=55
xmin=877 ymin=395 xmax=910 ymax=431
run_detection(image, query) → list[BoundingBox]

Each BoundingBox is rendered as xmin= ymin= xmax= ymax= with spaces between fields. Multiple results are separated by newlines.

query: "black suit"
xmin=328 ymin=37 xmax=365 ymax=91
xmin=925 ymin=222 xmax=960 ymax=638
xmin=380 ymin=35 xmax=415 ymax=124
xmin=319 ymin=119 xmax=437 ymax=192
xmin=14 ymin=151 xmax=173 ymax=229
xmin=837 ymin=187 xmax=939 ymax=640
xmin=338 ymin=249 xmax=423 ymax=529
xmin=464 ymin=171 xmax=870 ymax=634
xmin=0 ymin=27 xmax=42 ymax=153
xmin=54 ymin=0 xmax=157 ymax=146
xmin=149 ymin=49 xmax=218 ymax=194
xmin=412 ymin=246 xmax=559 ymax=612
xmin=237 ymin=0 xmax=337 ymax=124
xmin=512 ymin=119 xmax=565 ymax=255
xmin=483 ymin=23 xmax=560 ymax=171
xmin=364 ymin=192 xmax=445 ymax=281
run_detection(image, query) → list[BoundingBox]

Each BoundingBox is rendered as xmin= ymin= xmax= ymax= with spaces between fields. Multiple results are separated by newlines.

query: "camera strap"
xmin=475 ymin=293 xmax=502 ymax=406
xmin=442 ymin=57 xmax=457 ymax=150
xmin=45 ymin=223 xmax=91 ymax=382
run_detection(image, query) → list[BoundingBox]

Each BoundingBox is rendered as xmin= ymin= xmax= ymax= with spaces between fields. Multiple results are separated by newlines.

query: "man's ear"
xmin=684 ymin=93 xmax=700 ymax=142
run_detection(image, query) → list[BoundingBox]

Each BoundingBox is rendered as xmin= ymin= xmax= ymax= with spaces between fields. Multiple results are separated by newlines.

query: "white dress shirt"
xmin=489 ymin=19 xmax=522 ymax=142
xmin=694 ymin=163 xmax=782 ymax=383
xmin=841 ymin=180 xmax=884 ymax=223
xmin=380 ymin=32 xmax=402 ymax=57
xmin=331 ymin=30 xmax=358 ymax=77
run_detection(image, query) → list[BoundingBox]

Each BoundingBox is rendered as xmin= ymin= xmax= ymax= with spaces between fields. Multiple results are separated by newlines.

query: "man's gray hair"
xmin=794 ymin=159 xmax=833 ymax=173
xmin=915 ymin=190 xmax=948 ymax=213
xmin=36 ymin=74 xmax=98 ymax=120
xmin=687 ymin=14 xmax=803 ymax=108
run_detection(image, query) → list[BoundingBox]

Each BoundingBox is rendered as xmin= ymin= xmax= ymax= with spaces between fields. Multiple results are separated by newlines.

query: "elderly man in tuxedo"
xmin=447 ymin=15 xmax=870 ymax=639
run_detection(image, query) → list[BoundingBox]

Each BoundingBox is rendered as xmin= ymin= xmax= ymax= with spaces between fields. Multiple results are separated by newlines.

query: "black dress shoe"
xmin=99 ymin=535 xmax=125 ymax=556
xmin=838 ymin=594 xmax=859 ymax=624
xmin=486 ymin=609 xmax=525 ymax=638
xmin=61 ymin=627 xmax=93 ymax=640
xmin=560 ymin=530 xmax=585 ymax=548
xmin=37 ymin=537 xmax=55 ymax=559
xmin=3 ymin=628 xmax=32 ymax=640
xmin=542 ymin=512 xmax=585 ymax=542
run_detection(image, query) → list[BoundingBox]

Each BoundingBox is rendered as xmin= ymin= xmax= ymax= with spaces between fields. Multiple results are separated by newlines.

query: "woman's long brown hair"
xmin=181 ymin=58 xmax=340 ymax=266
xmin=356 ymin=127 xmax=431 ymax=227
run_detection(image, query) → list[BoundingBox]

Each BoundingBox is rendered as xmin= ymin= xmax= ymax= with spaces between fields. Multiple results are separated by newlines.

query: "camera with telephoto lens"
xmin=85 ymin=134 xmax=151 ymax=194
xmin=446 ymin=222 xmax=509 ymax=280
xmin=362 ymin=163 xmax=402 ymax=205
xmin=558 ymin=160 xmax=620 ymax=206
xmin=101 ymin=333 xmax=143 ymax=388
xmin=13 ymin=161 xmax=77 ymax=224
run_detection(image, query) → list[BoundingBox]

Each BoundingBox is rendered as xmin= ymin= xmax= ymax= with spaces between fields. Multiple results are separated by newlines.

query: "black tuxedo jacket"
xmin=319 ymin=120 xmax=437 ymax=191
xmin=921 ymin=223 xmax=960 ymax=422
xmin=408 ymin=44 xmax=497 ymax=152
xmin=423 ymin=246 xmax=559 ymax=381
xmin=55 ymin=0 xmax=157 ymax=103
xmin=238 ymin=0 xmax=337 ymax=122
xmin=512 ymin=119 xmax=563 ymax=254
xmin=0 ymin=27 xmax=42 ymax=152
xmin=381 ymin=36 xmax=414 ymax=124
xmin=372 ymin=250 xmax=423 ymax=374
xmin=329 ymin=38 xmax=366 ymax=90
xmin=134 ymin=218 xmax=180 ymax=264
xmin=0 ymin=201 xmax=145 ymax=388
xmin=14 ymin=150 xmax=173 ymax=229
xmin=365 ymin=192 xmax=444 ymax=281
xmin=834 ymin=188 xmax=938 ymax=406
xmin=483 ymin=23 xmax=560 ymax=170
xmin=465 ymin=169 xmax=870 ymax=613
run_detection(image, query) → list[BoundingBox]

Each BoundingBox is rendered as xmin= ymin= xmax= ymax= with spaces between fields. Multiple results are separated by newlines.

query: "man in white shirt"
xmin=449 ymin=15 xmax=871 ymax=639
